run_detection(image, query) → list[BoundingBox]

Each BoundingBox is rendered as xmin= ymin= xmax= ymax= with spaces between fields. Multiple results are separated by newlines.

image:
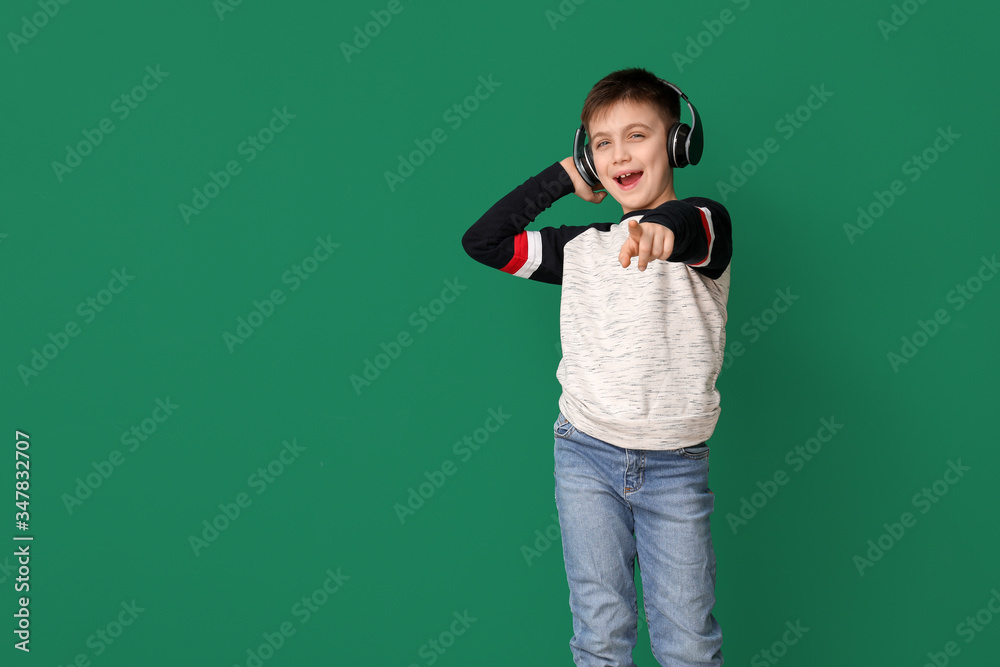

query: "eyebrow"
xmin=590 ymin=122 xmax=653 ymax=141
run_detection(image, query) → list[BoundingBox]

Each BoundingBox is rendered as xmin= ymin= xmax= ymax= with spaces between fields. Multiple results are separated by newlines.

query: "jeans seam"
xmin=624 ymin=450 xmax=644 ymax=493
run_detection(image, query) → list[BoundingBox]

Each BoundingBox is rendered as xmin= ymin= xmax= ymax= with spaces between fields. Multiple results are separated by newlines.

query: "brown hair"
xmin=580 ymin=67 xmax=681 ymax=139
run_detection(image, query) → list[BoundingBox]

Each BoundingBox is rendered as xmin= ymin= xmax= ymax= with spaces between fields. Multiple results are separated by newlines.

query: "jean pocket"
xmin=676 ymin=443 xmax=710 ymax=460
xmin=553 ymin=412 xmax=577 ymax=439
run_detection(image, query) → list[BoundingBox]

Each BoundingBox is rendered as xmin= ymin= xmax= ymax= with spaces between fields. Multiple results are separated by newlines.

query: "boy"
xmin=461 ymin=67 xmax=731 ymax=666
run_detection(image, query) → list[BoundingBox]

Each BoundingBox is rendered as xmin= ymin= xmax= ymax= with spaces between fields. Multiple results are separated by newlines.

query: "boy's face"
xmin=587 ymin=99 xmax=676 ymax=215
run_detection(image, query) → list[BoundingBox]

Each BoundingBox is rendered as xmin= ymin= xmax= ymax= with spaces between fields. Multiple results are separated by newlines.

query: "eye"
xmin=595 ymin=133 xmax=643 ymax=148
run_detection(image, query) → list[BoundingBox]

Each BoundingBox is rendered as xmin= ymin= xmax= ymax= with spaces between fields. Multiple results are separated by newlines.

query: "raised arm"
xmin=461 ymin=160 xmax=606 ymax=285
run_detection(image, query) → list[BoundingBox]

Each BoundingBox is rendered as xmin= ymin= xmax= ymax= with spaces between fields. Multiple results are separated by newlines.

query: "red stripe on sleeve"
xmin=694 ymin=208 xmax=712 ymax=266
xmin=501 ymin=231 xmax=529 ymax=275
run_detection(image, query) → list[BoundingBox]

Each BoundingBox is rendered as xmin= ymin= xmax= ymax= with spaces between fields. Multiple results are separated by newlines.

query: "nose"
xmin=612 ymin=139 xmax=630 ymax=166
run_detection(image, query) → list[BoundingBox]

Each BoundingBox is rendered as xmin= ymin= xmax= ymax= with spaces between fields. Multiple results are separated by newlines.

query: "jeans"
xmin=553 ymin=411 xmax=724 ymax=666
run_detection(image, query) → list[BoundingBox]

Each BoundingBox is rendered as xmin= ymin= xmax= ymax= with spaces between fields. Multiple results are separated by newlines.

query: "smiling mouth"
xmin=615 ymin=171 xmax=643 ymax=190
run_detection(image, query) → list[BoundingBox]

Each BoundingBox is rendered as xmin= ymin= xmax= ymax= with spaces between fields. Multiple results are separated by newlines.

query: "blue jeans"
xmin=553 ymin=411 xmax=724 ymax=666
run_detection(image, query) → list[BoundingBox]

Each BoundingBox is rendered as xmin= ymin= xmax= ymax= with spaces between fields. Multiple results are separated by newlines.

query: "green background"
xmin=3 ymin=0 xmax=999 ymax=664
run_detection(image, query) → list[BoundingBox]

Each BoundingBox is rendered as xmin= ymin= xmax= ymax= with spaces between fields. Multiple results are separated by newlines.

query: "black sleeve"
xmin=461 ymin=161 xmax=596 ymax=285
xmin=637 ymin=197 xmax=733 ymax=279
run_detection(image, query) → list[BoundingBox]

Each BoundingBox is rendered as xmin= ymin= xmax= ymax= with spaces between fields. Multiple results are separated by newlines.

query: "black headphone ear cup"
xmin=573 ymin=124 xmax=600 ymax=187
xmin=668 ymin=122 xmax=691 ymax=168
xmin=584 ymin=144 xmax=599 ymax=184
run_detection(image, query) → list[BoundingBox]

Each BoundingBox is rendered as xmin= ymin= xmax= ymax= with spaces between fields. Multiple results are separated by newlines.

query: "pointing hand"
xmin=619 ymin=220 xmax=674 ymax=271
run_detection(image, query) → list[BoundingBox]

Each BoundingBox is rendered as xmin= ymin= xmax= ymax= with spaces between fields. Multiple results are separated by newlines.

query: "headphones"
xmin=572 ymin=78 xmax=703 ymax=188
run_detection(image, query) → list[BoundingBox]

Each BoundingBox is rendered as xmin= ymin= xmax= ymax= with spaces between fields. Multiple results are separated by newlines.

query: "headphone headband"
xmin=572 ymin=77 xmax=704 ymax=188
